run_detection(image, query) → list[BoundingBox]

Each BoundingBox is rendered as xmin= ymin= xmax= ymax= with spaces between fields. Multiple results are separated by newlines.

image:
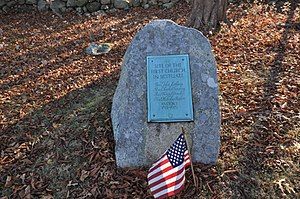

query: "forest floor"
xmin=0 ymin=0 xmax=299 ymax=198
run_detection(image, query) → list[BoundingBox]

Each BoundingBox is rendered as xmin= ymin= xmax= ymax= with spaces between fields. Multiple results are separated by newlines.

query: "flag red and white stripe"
xmin=147 ymin=134 xmax=191 ymax=198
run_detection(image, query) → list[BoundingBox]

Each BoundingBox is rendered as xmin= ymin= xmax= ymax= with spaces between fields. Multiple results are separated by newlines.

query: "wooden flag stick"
xmin=181 ymin=126 xmax=198 ymax=188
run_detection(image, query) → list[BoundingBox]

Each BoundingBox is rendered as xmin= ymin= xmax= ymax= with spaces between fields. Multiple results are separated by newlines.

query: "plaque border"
xmin=146 ymin=54 xmax=194 ymax=123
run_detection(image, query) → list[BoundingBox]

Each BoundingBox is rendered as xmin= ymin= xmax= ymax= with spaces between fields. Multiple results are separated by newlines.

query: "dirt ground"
xmin=0 ymin=1 xmax=299 ymax=198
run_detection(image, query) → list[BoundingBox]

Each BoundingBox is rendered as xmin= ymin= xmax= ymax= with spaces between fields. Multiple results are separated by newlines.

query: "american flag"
xmin=147 ymin=134 xmax=191 ymax=198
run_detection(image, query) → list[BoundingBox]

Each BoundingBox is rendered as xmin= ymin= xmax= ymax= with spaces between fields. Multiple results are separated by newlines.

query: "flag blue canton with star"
xmin=166 ymin=134 xmax=188 ymax=167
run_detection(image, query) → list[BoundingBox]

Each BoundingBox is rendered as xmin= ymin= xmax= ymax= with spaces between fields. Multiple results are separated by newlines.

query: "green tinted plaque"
xmin=147 ymin=54 xmax=194 ymax=122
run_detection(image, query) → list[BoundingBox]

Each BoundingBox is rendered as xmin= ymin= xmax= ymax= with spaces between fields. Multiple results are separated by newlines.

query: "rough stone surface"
xmin=112 ymin=20 xmax=221 ymax=168
xmin=86 ymin=1 xmax=100 ymax=12
xmin=113 ymin=0 xmax=128 ymax=9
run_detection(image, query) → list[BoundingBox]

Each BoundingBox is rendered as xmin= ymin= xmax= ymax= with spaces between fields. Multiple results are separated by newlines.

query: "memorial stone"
xmin=111 ymin=19 xmax=220 ymax=168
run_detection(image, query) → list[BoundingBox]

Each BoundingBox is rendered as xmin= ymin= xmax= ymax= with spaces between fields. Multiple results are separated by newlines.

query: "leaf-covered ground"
xmin=0 ymin=1 xmax=299 ymax=198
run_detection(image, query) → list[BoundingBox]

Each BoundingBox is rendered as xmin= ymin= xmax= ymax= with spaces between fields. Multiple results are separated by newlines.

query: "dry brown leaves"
xmin=0 ymin=1 xmax=299 ymax=198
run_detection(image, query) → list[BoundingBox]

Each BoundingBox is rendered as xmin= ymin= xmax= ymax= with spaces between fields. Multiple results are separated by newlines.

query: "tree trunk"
xmin=186 ymin=0 xmax=228 ymax=34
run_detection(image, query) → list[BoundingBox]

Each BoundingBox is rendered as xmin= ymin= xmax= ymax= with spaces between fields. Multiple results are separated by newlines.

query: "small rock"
xmin=114 ymin=0 xmax=129 ymax=9
xmin=100 ymin=0 xmax=110 ymax=4
xmin=101 ymin=5 xmax=109 ymax=10
xmin=131 ymin=0 xmax=140 ymax=7
xmin=149 ymin=0 xmax=157 ymax=5
xmin=66 ymin=7 xmax=73 ymax=12
xmin=66 ymin=0 xmax=76 ymax=7
xmin=2 ymin=5 xmax=9 ymax=12
xmin=85 ymin=42 xmax=113 ymax=55
xmin=18 ymin=0 xmax=26 ymax=4
xmin=107 ymin=8 xmax=116 ymax=13
xmin=26 ymin=0 xmax=37 ymax=4
xmin=6 ymin=1 xmax=16 ymax=7
xmin=162 ymin=2 xmax=173 ymax=9
xmin=50 ymin=0 xmax=66 ymax=16
xmin=76 ymin=6 xmax=83 ymax=14
xmin=75 ymin=0 xmax=87 ymax=7
xmin=0 ymin=0 xmax=6 ymax=7
xmin=82 ymin=6 xmax=87 ymax=12
xmin=86 ymin=1 xmax=100 ymax=12
xmin=143 ymin=3 xmax=149 ymax=9
xmin=60 ymin=8 xmax=67 ymax=14
xmin=94 ymin=10 xmax=106 ymax=15
xmin=38 ymin=0 xmax=49 ymax=11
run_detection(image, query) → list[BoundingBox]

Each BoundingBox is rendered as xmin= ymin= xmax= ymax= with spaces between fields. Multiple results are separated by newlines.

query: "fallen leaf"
xmin=18 ymin=185 xmax=31 ymax=199
xmin=4 ymin=176 xmax=12 ymax=187
xmin=41 ymin=195 xmax=54 ymax=199
xmin=24 ymin=186 xmax=31 ymax=199
xmin=80 ymin=170 xmax=90 ymax=182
